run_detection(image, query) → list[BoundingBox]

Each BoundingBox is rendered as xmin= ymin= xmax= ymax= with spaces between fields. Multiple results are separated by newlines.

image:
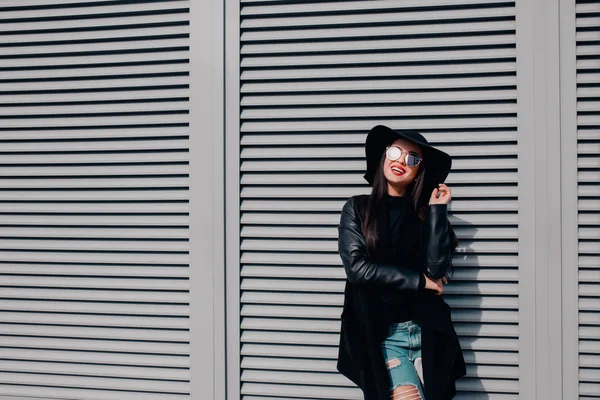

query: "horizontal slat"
xmin=0 ymin=347 xmax=188 ymax=367
xmin=0 ymin=203 xmax=187 ymax=214
xmin=0 ymin=177 xmax=188 ymax=190
xmin=242 ymin=225 xmax=517 ymax=240
xmin=0 ymin=371 xmax=187 ymax=393
xmin=1 ymin=40 xmax=188 ymax=59
xmin=0 ymin=101 xmax=189 ymax=117
xmin=241 ymin=104 xmax=516 ymax=119
xmin=0 ymin=115 xmax=188 ymax=128
xmin=0 ymin=312 xmax=188 ymax=329
xmin=0 ymin=359 xmax=188 ymax=381
xmin=0 ymin=152 xmax=188 ymax=165
xmin=2 ymin=25 xmax=189 ymax=46
xmin=241 ymin=172 xmax=517 ymax=186
xmin=241 ymin=186 xmax=518 ymax=199
xmin=242 ymin=343 xmax=518 ymax=366
xmin=0 ymin=77 xmax=188 ymax=92
xmin=580 ymin=326 xmax=600 ymax=340
xmin=4 ymin=249 xmax=184 ymax=266
xmin=580 ymin=242 xmax=600 ymax=254
xmin=0 ymin=287 xmax=188 ymax=303
xmin=242 ymin=48 xmax=516 ymax=68
xmin=241 ymin=317 xmax=518 ymax=338
xmin=241 ymin=145 xmax=516 ymax=159
xmin=242 ymin=369 xmax=353 ymax=387
xmin=242 ymin=304 xmax=340 ymax=319
xmin=0 ymin=51 xmax=189 ymax=69
xmin=242 ymin=91 xmax=517 ymax=106
xmin=0 ymin=90 xmax=188 ymax=106
xmin=241 ymin=212 xmax=518 ymax=226
xmin=241 ymin=0 xmax=514 ymax=16
xmin=241 ymin=303 xmax=518 ymax=323
xmin=576 ymin=3 xmax=600 ymax=14
xmin=581 ymin=298 xmax=600 ymax=312
xmin=241 ymin=6 xmax=515 ymax=29
xmin=241 ymin=239 xmax=518 ymax=252
xmin=0 ymin=300 xmax=188 ymax=316
xmin=580 ymin=354 xmax=600 ymax=369
xmin=0 ymin=164 xmax=188 ymax=177
xmin=0 ymin=264 xmax=188 ymax=277
xmin=242 ymin=21 xmax=515 ymax=42
xmin=241 ymin=131 xmax=518 ymax=145
xmin=0 ymin=239 xmax=187 ymax=252
xmin=0 ymin=336 xmax=188 ymax=355
xmin=241 ymin=291 xmax=518 ymax=309
xmin=241 ymin=252 xmax=518 ymax=267
xmin=0 ymin=384 xmax=187 ymax=400
xmin=242 ymin=199 xmax=519 ymax=212
xmin=242 ymin=382 xmax=360 ymax=399
xmin=0 ymin=276 xmax=188 ymax=289
xmin=0 ymin=139 xmax=188 ymax=152
xmin=580 ymin=308 xmax=600 ymax=324
xmin=242 ymin=35 xmax=516 ymax=55
xmin=241 ymin=356 xmax=519 ymax=379
xmin=242 ymin=76 xmax=516 ymax=93
xmin=0 ymin=191 xmax=189 ymax=201
xmin=241 ymin=119 xmax=517 ymax=133
xmin=578 ymin=142 xmax=600 ymax=155
xmin=0 ymin=324 xmax=188 ymax=342
xmin=240 ymin=265 xmax=518 ymax=281
xmin=0 ymin=1 xmax=188 ymax=18
xmin=241 ymin=379 xmax=518 ymax=398
xmin=0 ymin=217 xmax=187 ymax=227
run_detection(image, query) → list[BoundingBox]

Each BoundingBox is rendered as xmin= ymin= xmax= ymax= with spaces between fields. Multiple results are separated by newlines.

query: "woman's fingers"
xmin=430 ymin=184 xmax=452 ymax=205
xmin=424 ymin=275 xmax=444 ymax=295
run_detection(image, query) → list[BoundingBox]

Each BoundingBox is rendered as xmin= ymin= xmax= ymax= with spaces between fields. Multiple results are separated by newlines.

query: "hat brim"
xmin=363 ymin=125 xmax=452 ymax=189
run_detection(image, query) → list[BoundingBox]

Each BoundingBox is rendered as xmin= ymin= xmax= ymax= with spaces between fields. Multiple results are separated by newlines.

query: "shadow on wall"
xmin=448 ymin=213 xmax=488 ymax=400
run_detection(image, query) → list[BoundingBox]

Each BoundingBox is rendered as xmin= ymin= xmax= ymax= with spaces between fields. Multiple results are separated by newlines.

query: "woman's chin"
xmin=386 ymin=175 xmax=411 ymax=186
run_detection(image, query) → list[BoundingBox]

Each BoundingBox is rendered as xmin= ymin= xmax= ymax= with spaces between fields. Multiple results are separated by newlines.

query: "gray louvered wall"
xmin=0 ymin=0 xmax=190 ymax=399
xmin=239 ymin=1 xmax=519 ymax=399
xmin=576 ymin=2 xmax=600 ymax=399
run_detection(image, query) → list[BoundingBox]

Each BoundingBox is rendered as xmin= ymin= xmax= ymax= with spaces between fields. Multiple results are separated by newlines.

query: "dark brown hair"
xmin=360 ymin=149 xmax=458 ymax=279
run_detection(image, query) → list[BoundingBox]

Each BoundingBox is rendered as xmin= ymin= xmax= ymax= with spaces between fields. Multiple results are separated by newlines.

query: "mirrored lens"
xmin=407 ymin=154 xmax=421 ymax=167
xmin=386 ymin=146 xmax=401 ymax=161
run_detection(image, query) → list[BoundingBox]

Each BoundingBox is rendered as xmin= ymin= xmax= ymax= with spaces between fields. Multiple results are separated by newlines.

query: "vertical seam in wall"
xmin=221 ymin=0 xmax=227 ymax=397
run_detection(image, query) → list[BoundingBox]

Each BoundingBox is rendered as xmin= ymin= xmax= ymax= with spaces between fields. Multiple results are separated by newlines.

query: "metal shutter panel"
xmin=239 ymin=1 xmax=519 ymax=398
xmin=0 ymin=1 xmax=190 ymax=398
xmin=577 ymin=2 xmax=600 ymax=399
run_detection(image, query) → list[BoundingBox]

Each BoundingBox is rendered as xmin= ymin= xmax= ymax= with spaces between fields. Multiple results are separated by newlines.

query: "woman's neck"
xmin=387 ymin=183 xmax=408 ymax=197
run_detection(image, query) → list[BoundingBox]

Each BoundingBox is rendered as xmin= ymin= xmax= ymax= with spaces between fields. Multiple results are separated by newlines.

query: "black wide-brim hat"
xmin=364 ymin=124 xmax=452 ymax=188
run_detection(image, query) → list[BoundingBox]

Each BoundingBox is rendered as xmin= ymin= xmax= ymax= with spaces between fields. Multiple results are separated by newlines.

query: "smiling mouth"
xmin=390 ymin=166 xmax=405 ymax=176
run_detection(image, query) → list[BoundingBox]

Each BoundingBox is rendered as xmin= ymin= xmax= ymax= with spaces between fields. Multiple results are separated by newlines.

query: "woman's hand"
xmin=424 ymin=275 xmax=447 ymax=295
xmin=429 ymin=183 xmax=452 ymax=205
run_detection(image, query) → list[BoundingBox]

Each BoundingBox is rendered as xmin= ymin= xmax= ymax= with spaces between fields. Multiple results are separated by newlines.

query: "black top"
xmin=383 ymin=192 xmax=426 ymax=323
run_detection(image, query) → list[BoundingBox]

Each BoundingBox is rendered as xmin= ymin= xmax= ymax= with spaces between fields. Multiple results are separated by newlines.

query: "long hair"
xmin=361 ymin=150 xmax=459 ymax=279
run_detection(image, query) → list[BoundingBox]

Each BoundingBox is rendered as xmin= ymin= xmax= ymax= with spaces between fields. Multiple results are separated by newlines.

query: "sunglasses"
xmin=385 ymin=145 xmax=422 ymax=167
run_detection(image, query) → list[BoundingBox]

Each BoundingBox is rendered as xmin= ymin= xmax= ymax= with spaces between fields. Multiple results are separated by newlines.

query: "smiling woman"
xmin=336 ymin=125 xmax=464 ymax=400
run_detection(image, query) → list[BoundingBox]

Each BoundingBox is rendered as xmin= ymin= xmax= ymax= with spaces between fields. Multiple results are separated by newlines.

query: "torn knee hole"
xmin=390 ymin=384 xmax=422 ymax=400
xmin=385 ymin=357 xmax=401 ymax=369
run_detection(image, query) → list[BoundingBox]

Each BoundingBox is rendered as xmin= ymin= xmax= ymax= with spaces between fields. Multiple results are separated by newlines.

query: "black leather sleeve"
xmin=426 ymin=204 xmax=454 ymax=279
xmin=337 ymin=197 xmax=423 ymax=292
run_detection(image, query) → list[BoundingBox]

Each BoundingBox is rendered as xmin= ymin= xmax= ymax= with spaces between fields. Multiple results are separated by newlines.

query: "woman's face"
xmin=382 ymin=138 xmax=423 ymax=195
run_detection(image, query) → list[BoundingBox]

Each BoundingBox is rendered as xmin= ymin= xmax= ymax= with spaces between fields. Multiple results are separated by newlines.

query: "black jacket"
xmin=336 ymin=194 xmax=466 ymax=400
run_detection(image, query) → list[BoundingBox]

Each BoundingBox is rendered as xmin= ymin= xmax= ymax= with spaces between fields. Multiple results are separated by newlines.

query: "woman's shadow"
xmin=446 ymin=211 xmax=517 ymax=399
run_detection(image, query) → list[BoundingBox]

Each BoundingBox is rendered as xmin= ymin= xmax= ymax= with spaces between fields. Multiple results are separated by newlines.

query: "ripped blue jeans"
xmin=380 ymin=320 xmax=425 ymax=398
